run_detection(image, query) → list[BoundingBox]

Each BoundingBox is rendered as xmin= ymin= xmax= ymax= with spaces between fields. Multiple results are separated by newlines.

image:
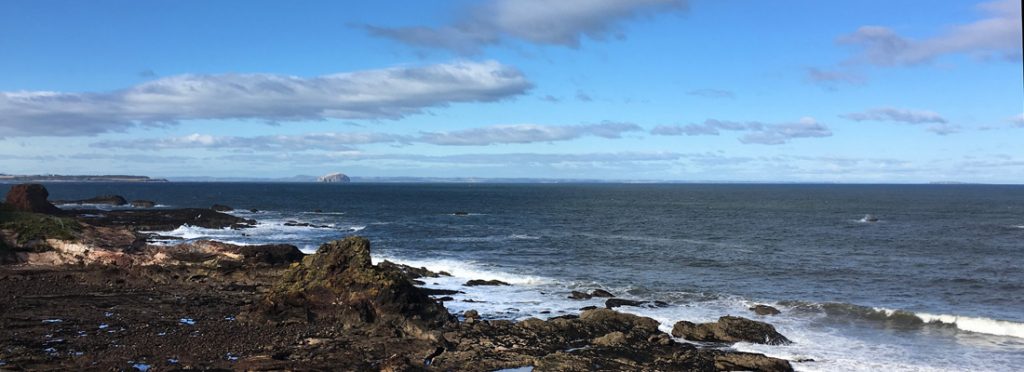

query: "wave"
xmin=782 ymin=301 xmax=1024 ymax=339
xmin=371 ymin=254 xmax=550 ymax=286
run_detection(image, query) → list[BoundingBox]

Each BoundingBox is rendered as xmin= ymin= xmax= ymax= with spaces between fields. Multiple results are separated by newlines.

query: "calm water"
xmin=40 ymin=183 xmax=1024 ymax=371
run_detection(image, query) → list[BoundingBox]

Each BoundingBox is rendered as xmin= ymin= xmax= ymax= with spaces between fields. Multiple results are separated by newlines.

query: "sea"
xmin=41 ymin=182 xmax=1024 ymax=371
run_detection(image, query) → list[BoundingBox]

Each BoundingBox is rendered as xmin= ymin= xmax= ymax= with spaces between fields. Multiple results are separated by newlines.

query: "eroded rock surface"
xmin=672 ymin=316 xmax=792 ymax=345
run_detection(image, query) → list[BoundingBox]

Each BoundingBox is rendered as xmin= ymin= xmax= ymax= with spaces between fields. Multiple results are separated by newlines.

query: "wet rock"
xmin=258 ymin=237 xmax=451 ymax=338
xmin=249 ymin=208 xmax=259 ymax=213
xmin=73 ymin=208 xmax=255 ymax=231
xmin=715 ymin=352 xmax=794 ymax=372
xmin=590 ymin=289 xmax=614 ymax=298
xmin=4 ymin=184 xmax=60 ymax=214
xmin=568 ymin=290 xmax=592 ymax=300
xmin=605 ymin=298 xmax=645 ymax=308
xmin=671 ymin=316 xmax=792 ymax=345
xmin=452 ymin=211 xmax=469 ymax=216
xmin=579 ymin=306 xmax=598 ymax=311
xmin=378 ymin=260 xmax=449 ymax=279
xmin=464 ymin=279 xmax=510 ymax=286
xmin=750 ymin=304 xmax=781 ymax=316
xmin=54 ymin=195 xmax=128 ymax=206
xmin=420 ymin=288 xmax=463 ymax=296
xmin=463 ymin=310 xmax=479 ymax=319
xmin=211 ymin=204 xmax=233 ymax=212
xmin=130 ymin=200 xmax=156 ymax=208
xmin=592 ymin=331 xmax=627 ymax=346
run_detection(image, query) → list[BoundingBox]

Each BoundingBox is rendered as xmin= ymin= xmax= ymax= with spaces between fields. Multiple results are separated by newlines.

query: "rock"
xmin=452 ymin=211 xmax=469 ymax=216
xmin=317 ymin=172 xmax=351 ymax=183
xmin=592 ymin=331 xmax=627 ymax=346
xmin=4 ymin=184 xmax=61 ymax=214
xmin=750 ymin=304 xmax=781 ymax=316
xmin=130 ymin=200 xmax=156 ymax=208
xmin=580 ymin=306 xmax=598 ymax=311
xmin=568 ymin=290 xmax=592 ymax=300
xmin=464 ymin=310 xmax=480 ymax=319
xmin=249 ymin=208 xmax=259 ymax=213
xmin=420 ymin=288 xmax=463 ymax=296
xmin=258 ymin=237 xmax=451 ymax=337
xmin=464 ymin=279 xmax=510 ymax=286
xmin=605 ymin=298 xmax=645 ymax=308
xmin=715 ymin=352 xmax=794 ymax=372
xmin=671 ymin=316 xmax=792 ymax=345
xmin=74 ymin=208 xmax=254 ymax=231
xmin=590 ymin=289 xmax=614 ymax=298
xmin=52 ymin=195 xmax=128 ymax=206
xmin=236 ymin=244 xmax=304 ymax=265
xmin=211 ymin=204 xmax=233 ymax=212
xmin=378 ymin=260 xmax=449 ymax=279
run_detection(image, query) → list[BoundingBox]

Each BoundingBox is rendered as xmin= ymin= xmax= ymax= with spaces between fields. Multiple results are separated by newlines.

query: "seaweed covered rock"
xmin=672 ymin=316 xmax=792 ymax=345
xmin=4 ymin=184 xmax=61 ymax=214
xmin=54 ymin=195 xmax=128 ymax=206
xmin=258 ymin=237 xmax=451 ymax=339
xmin=74 ymin=208 xmax=255 ymax=231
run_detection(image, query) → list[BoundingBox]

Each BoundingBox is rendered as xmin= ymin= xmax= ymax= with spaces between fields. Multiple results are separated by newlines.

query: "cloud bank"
xmin=841 ymin=107 xmax=947 ymax=124
xmin=364 ymin=0 xmax=686 ymax=53
xmin=0 ymin=60 xmax=531 ymax=137
xmin=91 ymin=122 xmax=643 ymax=150
xmin=840 ymin=0 xmax=1022 ymax=65
xmin=651 ymin=117 xmax=832 ymax=145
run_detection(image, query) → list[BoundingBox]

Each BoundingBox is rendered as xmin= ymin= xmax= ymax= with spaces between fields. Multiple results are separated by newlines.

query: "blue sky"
xmin=1 ymin=0 xmax=1021 ymax=182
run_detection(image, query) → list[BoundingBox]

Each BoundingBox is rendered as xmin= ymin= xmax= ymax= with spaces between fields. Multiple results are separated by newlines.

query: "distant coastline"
xmin=0 ymin=174 xmax=168 ymax=183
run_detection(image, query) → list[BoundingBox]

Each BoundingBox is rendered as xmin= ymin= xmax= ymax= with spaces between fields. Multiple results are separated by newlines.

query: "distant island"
xmin=317 ymin=172 xmax=351 ymax=183
xmin=0 ymin=174 xmax=168 ymax=183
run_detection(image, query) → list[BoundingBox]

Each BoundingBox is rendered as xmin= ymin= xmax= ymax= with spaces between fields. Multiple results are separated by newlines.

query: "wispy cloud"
xmin=841 ymin=107 xmax=947 ymax=124
xmin=804 ymin=67 xmax=865 ymax=88
xmin=839 ymin=0 xmax=1022 ymax=66
xmin=418 ymin=122 xmax=642 ymax=145
xmin=1011 ymin=113 xmax=1024 ymax=127
xmin=686 ymin=88 xmax=735 ymax=99
xmin=575 ymin=90 xmax=594 ymax=102
xmin=0 ymin=60 xmax=531 ymax=137
xmin=651 ymin=117 xmax=832 ymax=145
xmin=363 ymin=0 xmax=686 ymax=54
xmin=91 ymin=122 xmax=643 ymax=150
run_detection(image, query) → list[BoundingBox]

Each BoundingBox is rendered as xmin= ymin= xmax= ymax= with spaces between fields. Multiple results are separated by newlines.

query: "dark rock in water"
xmin=464 ymin=279 xmax=510 ymax=286
xmin=313 ymin=209 xmax=323 ymax=213
xmin=53 ymin=195 xmax=128 ymax=206
xmin=862 ymin=214 xmax=879 ymax=222
xmin=671 ymin=316 xmax=792 ymax=345
xmin=249 ymin=208 xmax=259 ymax=213
xmin=463 ymin=309 xmax=480 ymax=319
xmin=73 ymin=208 xmax=255 ymax=231
xmin=750 ymin=304 xmax=781 ymax=316
xmin=420 ymin=288 xmax=463 ymax=296
xmin=605 ymin=298 xmax=645 ymax=308
xmin=130 ymin=200 xmax=156 ymax=208
xmin=590 ymin=289 xmax=615 ymax=298
xmin=452 ymin=211 xmax=469 ymax=216
xmin=257 ymin=237 xmax=451 ymax=339
xmin=283 ymin=221 xmax=331 ymax=228
xmin=580 ymin=306 xmax=598 ymax=311
xmin=436 ymin=296 xmax=454 ymax=302
xmin=378 ymin=260 xmax=448 ymax=279
xmin=4 ymin=184 xmax=60 ymax=214
xmin=211 ymin=204 xmax=233 ymax=212
xmin=568 ymin=290 xmax=592 ymax=300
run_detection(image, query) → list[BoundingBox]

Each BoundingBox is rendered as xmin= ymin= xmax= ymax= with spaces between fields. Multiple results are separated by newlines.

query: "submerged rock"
xmin=750 ymin=304 xmax=781 ymax=316
xmin=257 ymin=237 xmax=451 ymax=339
xmin=464 ymin=279 xmax=510 ymax=286
xmin=130 ymin=200 xmax=156 ymax=208
xmin=590 ymin=289 xmax=615 ymax=298
xmin=4 ymin=184 xmax=61 ymax=214
xmin=568 ymin=290 xmax=592 ymax=300
xmin=672 ymin=316 xmax=792 ymax=345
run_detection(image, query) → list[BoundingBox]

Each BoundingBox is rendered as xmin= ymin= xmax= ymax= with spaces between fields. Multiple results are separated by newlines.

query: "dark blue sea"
xmin=42 ymin=182 xmax=1024 ymax=371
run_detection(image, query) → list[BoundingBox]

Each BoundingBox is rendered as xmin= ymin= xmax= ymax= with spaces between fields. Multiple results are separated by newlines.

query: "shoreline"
xmin=1 ymin=184 xmax=796 ymax=371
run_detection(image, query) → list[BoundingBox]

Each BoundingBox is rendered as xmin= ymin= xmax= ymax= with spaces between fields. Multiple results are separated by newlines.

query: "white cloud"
xmin=91 ymin=122 xmax=642 ymax=150
xmin=841 ymin=107 xmax=947 ymax=124
xmin=839 ymin=0 xmax=1022 ymax=65
xmin=1011 ymin=113 xmax=1024 ymax=127
xmin=651 ymin=117 xmax=832 ymax=145
xmin=0 ymin=60 xmax=531 ymax=137
xmin=364 ymin=0 xmax=685 ymax=53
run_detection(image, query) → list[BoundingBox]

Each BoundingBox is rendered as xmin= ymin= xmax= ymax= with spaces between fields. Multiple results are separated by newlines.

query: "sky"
xmin=0 ymin=0 xmax=1022 ymax=183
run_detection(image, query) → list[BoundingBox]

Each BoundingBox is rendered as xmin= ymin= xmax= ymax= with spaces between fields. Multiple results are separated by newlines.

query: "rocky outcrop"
xmin=434 ymin=308 xmax=793 ymax=371
xmin=4 ymin=184 xmax=61 ymax=214
xmin=211 ymin=204 xmax=233 ymax=212
xmin=54 ymin=195 xmax=128 ymax=206
xmin=317 ymin=172 xmax=351 ymax=183
xmin=750 ymin=304 xmax=781 ymax=316
xmin=605 ymin=298 xmax=669 ymax=309
xmin=257 ymin=237 xmax=451 ymax=339
xmin=130 ymin=200 xmax=156 ymax=208
xmin=672 ymin=316 xmax=792 ymax=345
xmin=590 ymin=289 xmax=615 ymax=297
xmin=74 ymin=208 xmax=255 ymax=231
xmin=465 ymin=279 xmax=510 ymax=286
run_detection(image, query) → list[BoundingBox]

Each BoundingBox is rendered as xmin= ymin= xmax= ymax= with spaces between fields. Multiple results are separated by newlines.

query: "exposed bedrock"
xmin=672 ymin=316 xmax=792 ymax=345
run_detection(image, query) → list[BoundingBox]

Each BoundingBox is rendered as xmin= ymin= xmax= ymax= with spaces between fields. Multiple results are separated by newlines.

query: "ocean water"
xmin=41 ymin=182 xmax=1024 ymax=371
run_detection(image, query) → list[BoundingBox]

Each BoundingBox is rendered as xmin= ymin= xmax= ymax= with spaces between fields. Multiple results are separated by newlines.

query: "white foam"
xmin=372 ymin=254 xmax=549 ymax=286
xmin=915 ymin=312 xmax=1024 ymax=339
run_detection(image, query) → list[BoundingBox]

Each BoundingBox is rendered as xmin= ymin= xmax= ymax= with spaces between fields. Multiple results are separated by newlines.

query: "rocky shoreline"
xmin=1 ymin=184 xmax=796 ymax=371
